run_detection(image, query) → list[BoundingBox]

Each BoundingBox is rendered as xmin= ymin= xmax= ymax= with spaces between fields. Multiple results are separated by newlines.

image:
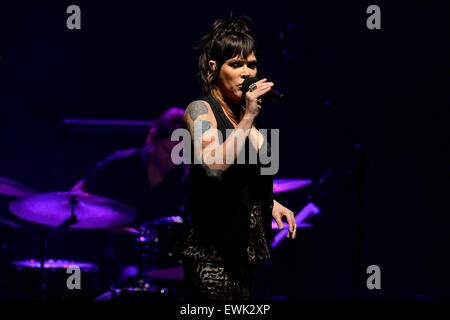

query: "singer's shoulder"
xmin=186 ymin=99 xmax=211 ymax=111
xmin=184 ymin=99 xmax=217 ymax=132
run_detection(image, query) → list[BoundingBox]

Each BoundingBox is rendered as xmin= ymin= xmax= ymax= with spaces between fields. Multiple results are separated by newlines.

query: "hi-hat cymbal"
xmin=9 ymin=191 xmax=136 ymax=229
xmin=273 ymin=179 xmax=313 ymax=193
xmin=0 ymin=177 xmax=37 ymax=197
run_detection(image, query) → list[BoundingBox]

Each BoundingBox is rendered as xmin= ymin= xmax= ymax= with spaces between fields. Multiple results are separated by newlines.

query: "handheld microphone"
xmin=242 ymin=77 xmax=285 ymax=102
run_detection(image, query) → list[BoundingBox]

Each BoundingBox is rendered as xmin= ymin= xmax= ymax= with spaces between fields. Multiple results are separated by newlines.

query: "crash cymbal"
xmin=9 ymin=191 xmax=136 ymax=229
xmin=0 ymin=177 xmax=37 ymax=197
xmin=273 ymin=178 xmax=313 ymax=193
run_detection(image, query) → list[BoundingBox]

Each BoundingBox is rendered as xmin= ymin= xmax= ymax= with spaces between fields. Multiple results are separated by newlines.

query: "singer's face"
xmin=217 ymin=52 xmax=258 ymax=103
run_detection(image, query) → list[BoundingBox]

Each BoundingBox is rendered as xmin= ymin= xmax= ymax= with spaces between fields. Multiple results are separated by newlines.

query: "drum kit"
xmin=0 ymin=176 xmax=313 ymax=300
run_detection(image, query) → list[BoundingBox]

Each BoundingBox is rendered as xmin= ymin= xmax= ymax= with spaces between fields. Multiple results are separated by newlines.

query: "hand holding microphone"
xmin=243 ymin=78 xmax=274 ymax=118
xmin=243 ymin=77 xmax=285 ymax=103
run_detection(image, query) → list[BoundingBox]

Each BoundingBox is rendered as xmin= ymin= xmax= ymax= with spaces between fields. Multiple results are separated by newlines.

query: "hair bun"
xmin=210 ymin=16 xmax=252 ymax=38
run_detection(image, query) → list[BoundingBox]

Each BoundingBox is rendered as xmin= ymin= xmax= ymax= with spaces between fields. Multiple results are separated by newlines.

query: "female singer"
xmin=180 ymin=16 xmax=297 ymax=300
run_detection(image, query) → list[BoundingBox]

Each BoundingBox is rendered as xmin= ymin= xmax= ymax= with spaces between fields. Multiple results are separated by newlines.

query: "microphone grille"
xmin=242 ymin=77 xmax=259 ymax=93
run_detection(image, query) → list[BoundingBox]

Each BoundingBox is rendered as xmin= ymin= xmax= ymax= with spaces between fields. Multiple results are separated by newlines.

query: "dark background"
xmin=0 ymin=0 xmax=448 ymax=300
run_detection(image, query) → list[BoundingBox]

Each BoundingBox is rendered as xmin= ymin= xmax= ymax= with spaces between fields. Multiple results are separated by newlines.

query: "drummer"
xmin=71 ymin=107 xmax=188 ymax=228
xmin=71 ymin=107 xmax=188 ymax=286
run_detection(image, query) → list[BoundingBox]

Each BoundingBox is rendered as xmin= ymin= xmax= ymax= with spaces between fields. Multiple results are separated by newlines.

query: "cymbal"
xmin=0 ymin=177 xmax=37 ymax=197
xmin=10 ymin=259 xmax=98 ymax=270
xmin=273 ymin=179 xmax=313 ymax=193
xmin=9 ymin=191 xmax=136 ymax=229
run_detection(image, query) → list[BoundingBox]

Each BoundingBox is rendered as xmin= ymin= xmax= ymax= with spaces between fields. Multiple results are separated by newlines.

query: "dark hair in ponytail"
xmin=196 ymin=15 xmax=257 ymax=92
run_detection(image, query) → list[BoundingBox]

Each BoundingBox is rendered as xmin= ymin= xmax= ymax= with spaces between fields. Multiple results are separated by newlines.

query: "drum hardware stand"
xmin=131 ymin=227 xmax=167 ymax=293
xmin=94 ymin=227 xmax=162 ymax=300
xmin=38 ymin=196 xmax=78 ymax=300
xmin=135 ymin=228 xmax=151 ymax=288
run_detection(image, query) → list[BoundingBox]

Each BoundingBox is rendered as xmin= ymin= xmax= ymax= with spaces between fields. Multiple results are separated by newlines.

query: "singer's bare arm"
xmin=226 ymin=118 xmax=265 ymax=152
xmin=183 ymin=100 xmax=254 ymax=179
xmin=249 ymin=126 xmax=265 ymax=151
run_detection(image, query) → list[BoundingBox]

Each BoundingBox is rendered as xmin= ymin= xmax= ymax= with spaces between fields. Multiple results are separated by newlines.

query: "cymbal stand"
xmin=134 ymin=227 xmax=154 ymax=288
xmin=39 ymin=196 xmax=78 ymax=300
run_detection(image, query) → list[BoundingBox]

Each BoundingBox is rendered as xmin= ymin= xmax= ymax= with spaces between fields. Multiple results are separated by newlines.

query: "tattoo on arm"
xmin=188 ymin=101 xmax=208 ymax=121
xmin=193 ymin=120 xmax=212 ymax=141
xmin=200 ymin=121 xmax=211 ymax=133
xmin=202 ymin=136 xmax=215 ymax=149
xmin=187 ymin=105 xmax=222 ymax=180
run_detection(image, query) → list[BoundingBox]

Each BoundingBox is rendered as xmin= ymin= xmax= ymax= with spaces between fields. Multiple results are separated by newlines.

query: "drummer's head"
xmin=146 ymin=107 xmax=185 ymax=169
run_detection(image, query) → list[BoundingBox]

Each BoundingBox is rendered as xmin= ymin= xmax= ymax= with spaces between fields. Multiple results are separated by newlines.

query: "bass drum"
xmin=6 ymin=259 xmax=100 ymax=300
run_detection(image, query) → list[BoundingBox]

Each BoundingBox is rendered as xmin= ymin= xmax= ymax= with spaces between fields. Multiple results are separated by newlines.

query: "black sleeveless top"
xmin=185 ymin=91 xmax=274 ymax=262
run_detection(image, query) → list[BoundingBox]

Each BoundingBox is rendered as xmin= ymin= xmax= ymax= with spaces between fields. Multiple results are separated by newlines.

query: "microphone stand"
xmin=320 ymin=103 xmax=377 ymax=299
xmin=274 ymin=25 xmax=379 ymax=299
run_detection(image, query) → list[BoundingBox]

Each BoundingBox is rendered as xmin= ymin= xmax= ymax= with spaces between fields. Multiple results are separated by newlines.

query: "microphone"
xmin=242 ymin=77 xmax=285 ymax=102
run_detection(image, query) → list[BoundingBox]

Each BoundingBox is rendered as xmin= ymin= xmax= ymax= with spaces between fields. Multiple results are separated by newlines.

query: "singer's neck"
xmin=211 ymin=88 xmax=243 ymax=123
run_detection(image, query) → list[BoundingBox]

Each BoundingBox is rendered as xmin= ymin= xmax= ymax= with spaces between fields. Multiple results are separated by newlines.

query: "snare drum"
xmin=7 ymin=259 xmax=100 ymax=300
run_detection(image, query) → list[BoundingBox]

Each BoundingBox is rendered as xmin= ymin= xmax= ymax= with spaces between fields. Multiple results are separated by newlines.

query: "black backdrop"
xmin=0 ymin=1 xmax=449 ymax=299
